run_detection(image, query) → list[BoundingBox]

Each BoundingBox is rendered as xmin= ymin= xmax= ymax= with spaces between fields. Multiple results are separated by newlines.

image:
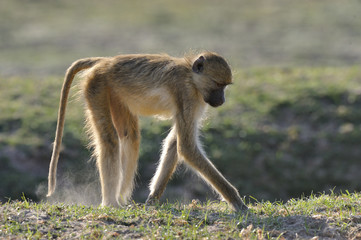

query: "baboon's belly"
xmin=126 ymin=88 xmax=174 ymax=119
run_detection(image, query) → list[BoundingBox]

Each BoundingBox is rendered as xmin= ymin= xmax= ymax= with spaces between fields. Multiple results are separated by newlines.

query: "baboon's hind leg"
xmin=118 ymin=132 xmax=140 ymax=204
xmin=85 ymin=89 xmax=122 ymax=207
xmin=108 ymin=91 xmax=140 ymax=205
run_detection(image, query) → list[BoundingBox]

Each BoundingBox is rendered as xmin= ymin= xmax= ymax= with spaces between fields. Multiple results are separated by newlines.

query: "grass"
xmin=1 ymin=191 xmax=361 ymax=239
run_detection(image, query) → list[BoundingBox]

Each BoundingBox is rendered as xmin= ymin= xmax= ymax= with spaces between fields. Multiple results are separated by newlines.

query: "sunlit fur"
xmin=47 ymin=52 xmax=247 ymax=211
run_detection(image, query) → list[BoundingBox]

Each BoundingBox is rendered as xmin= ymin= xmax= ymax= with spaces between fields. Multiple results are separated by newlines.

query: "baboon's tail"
xmin=47 ymin=57 xmax=103 ymax=197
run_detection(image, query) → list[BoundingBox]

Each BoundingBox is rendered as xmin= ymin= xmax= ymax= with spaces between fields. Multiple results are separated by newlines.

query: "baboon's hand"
xmin=231 ymin=199 xmax=248 ymax=212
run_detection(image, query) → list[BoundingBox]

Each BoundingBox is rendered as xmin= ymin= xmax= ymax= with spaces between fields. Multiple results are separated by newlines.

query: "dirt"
xmin=2 ymin=203 xmax=361 ymax=239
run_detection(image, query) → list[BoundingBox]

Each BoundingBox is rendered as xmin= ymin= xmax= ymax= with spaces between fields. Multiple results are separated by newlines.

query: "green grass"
xmin=1 ymin=192 xmax=361 ymax=239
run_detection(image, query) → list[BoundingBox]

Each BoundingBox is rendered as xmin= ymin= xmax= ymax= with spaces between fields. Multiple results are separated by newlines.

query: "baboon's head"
xmin=192 ymin=52 xmax=232 ymax=107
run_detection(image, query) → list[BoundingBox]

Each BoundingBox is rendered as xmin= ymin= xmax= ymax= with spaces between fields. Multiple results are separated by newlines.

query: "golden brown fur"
xmin=47 ymin=52 xmax=247 ymax=211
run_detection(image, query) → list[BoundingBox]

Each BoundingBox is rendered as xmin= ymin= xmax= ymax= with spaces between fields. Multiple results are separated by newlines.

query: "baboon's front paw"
xmin=232 ymin=201 xmax=248 ymax=212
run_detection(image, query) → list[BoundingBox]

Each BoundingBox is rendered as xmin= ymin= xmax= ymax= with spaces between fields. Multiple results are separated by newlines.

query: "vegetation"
xmin=1 ymin=191 xmax=361 ymax=239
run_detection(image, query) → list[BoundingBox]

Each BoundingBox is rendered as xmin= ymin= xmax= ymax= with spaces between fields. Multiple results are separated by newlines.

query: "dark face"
xmin=192 ymin=53 xmax=232 ymax=108
xmin=204 ymin=87 xmax=225 ymax=107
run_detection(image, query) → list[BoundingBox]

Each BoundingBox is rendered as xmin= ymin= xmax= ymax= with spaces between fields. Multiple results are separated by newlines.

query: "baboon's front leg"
xmin=146 ymin=127 xmax=178 ymax=203
xmin=176 ymin=114 xmax=247 ymax=211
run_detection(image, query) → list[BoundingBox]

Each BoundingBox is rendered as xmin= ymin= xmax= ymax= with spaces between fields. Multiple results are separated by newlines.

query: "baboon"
xmin=47 ymin=52 xmax=247 ymax=211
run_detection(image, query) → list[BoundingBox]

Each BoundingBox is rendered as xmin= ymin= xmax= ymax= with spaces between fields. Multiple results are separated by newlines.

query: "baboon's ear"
xmin=192 ymin=56 xmax=205 ymax=73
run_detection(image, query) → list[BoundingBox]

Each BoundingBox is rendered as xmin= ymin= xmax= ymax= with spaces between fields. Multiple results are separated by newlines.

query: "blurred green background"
xmin=1 ymin=0 xmax=361 ymax=204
